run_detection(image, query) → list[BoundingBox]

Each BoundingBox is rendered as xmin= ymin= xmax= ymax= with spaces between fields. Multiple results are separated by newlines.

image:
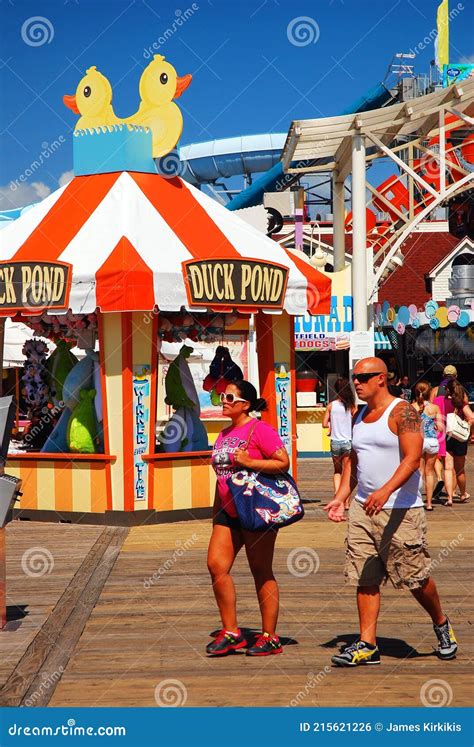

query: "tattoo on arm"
xmin=391 ymin=403 xmax=422 ymax=434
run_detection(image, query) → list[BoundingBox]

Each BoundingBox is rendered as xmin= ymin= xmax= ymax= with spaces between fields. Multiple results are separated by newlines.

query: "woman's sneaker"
xmin=433 ymin=617 xmax=458 ymax=659
xmin=246 ymin=632 xmax=282 ymax=656
xmin=331 ymin=640 xmax=380 ymax=667
xmin=206 ymin=629 xmax=247 ymax=656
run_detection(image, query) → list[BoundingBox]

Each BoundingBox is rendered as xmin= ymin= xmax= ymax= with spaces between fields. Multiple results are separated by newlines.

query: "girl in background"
xmin=412 ymin=381 xmax=443 ymax=511
xmin=323 ymin=377 xmax=357 ymax=507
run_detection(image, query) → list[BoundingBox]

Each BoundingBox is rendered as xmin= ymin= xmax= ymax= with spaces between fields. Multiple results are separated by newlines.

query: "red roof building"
xmin=378 ymin=228 xmax=459 ymax=306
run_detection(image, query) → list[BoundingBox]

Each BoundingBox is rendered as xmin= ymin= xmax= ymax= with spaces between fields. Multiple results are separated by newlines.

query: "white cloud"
xmin=58 ymin=170 xmax=74 ymax=187
xmin=31 ymin=181 xmax=51 ymax=199
xmin=0 ymin=181 xmax=51 ymax=211
xmin=0 ymin=171 xmax=75 ymax=213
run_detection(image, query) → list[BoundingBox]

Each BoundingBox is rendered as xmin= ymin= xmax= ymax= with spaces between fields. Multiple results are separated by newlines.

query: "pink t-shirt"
xmin=212 ymin=419 xmax=285 ymax=517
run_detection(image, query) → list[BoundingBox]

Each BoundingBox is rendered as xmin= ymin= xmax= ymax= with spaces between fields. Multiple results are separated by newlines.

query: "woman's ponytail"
xmin=415 ymin=380 xmax=430 ymax=410
xmin=233 ymin=380 xmax=267 ymax=413
xmin=253 ymin=397 xmax=267 ymax=413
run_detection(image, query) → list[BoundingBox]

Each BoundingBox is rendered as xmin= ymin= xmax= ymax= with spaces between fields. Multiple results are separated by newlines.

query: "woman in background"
xmin=412 ymin=381 xmax=443 ymax=511
xmin=443 ymin=379 xmax=474 ymax=506
xmin=323 ymin=377 xmax=357 ymax=508
xmin=431 ymin=364 xmax=458 ymax=498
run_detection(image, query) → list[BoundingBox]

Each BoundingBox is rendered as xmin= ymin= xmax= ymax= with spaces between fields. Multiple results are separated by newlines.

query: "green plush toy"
xmin=210 ymin=388 xmax=220 ymax=406
xmin=164 ymin=344 xmax=196 ymax=409
xmin=47 ymin=341 xmax=78 ymax=406
xmin=67 ymin=389 xmax=97 ymax=454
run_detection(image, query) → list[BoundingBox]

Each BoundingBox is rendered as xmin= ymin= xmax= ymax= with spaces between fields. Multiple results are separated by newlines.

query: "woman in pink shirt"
xmin=207 ymin=380 xmax=289 ymax=657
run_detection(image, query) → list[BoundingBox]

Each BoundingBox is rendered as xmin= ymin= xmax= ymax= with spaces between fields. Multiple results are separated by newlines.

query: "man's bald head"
xmin=353 ymin=357 xmax=388 ymax=375
xmin=352 ymin=357 xmax=389 ymax=401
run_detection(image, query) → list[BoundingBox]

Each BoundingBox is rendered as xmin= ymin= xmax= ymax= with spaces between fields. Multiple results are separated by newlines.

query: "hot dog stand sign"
xmin=0 ymin=261 xmax=72 ymax=312
xmin=182 ymin=258 xmax=289 ymax=309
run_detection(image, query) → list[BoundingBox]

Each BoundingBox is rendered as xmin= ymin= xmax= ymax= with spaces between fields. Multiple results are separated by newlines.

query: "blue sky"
xmin=0 ymin=0 xmax=473 ymax=209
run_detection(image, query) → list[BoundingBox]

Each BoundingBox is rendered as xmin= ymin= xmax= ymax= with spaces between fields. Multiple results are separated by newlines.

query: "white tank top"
xmin=330 ymin=399 xmax=352 ymax=442
xmin=352 ymin=398 xmax=422 ymax=509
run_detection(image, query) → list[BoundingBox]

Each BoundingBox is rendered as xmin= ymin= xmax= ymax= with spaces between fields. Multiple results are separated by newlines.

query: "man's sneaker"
xmin=434 ymin=616 xmax=458 ymax=660
xmin=206 ymin=629 xmax=247 ymax=656
xmin=331 ymin=640 xmax=380 ymax=667
xmin=246 ymin=632 xmax=282 ymax=656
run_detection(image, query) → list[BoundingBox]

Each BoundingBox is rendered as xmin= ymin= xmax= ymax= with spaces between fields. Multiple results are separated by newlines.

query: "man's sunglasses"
xmin=351 ymin=372 xmax=383 ymax=383
xmin=220 ymin=393 xmax=248 ymax=404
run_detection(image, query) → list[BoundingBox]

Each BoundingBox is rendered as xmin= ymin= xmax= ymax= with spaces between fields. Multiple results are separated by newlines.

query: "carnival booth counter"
xmin=0 ymin=84 xmax=331 ymax=522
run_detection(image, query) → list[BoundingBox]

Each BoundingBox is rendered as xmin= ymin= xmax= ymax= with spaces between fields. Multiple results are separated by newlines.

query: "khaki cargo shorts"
xmin=345 ymin=500 xmax=431 ymax=590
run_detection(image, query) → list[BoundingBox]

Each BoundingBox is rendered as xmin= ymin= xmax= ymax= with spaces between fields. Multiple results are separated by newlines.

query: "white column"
xmin=332 ymin=172 xmax=345 ymax=272
xmin=351 ymin=133 xmax=368 ymax=332
xmin=439 ymin=108 xmax=446 ymax=195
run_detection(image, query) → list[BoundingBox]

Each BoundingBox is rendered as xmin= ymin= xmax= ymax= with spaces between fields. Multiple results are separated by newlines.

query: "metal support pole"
xmin=332 ymin=172 xmax=346 ymax=271
xmin=351 ymin=133 xmax=368 ymax=332
xmin=439 ymin=107 xmax=446 ymax=195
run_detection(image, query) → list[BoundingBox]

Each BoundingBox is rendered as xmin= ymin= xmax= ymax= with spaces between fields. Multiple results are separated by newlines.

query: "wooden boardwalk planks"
xmin=0 ymin=457 xmax=472 ymax=708
xmin=51 ymin=459 xmax=473 ymax=708
xmin=0 ymin=525 xmax=128 ymax=706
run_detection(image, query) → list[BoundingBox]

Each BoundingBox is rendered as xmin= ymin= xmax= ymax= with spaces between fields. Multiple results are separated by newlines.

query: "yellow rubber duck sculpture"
xmin=63 ymin=66 xmax=116 ymax=129
xmin=125 ymin=56 xmax=192 ymax=157
xmin=63 ymin=56 xmax=192 ymax=158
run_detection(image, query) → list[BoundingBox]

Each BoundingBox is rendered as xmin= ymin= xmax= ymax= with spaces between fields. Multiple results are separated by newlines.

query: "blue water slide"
xmin=0 ymin=204 xmax=35 ymax=227
xmin=178 ymin=133 xmax=286 ymax=186
xmin=223 ymin=82 xmax=393 ymax=211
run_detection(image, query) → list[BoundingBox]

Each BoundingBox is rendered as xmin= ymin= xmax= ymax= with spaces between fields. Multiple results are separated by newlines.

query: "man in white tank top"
xmin=324 ymin=357 xmax=457 ymax=667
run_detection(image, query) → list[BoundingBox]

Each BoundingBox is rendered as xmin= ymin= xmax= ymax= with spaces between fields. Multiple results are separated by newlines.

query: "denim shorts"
xmin=331 ymin=439 xmax=352 ymax=457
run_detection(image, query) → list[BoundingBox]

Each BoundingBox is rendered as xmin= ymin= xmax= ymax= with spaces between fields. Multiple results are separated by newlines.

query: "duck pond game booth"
xmin=0 ymin=55 xmax=331 ymax=528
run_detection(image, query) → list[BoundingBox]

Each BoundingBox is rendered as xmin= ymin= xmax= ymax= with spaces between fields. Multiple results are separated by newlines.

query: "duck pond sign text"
xmin=0 ymin=261 xmax=71 ymax=313
xmin=182 ymin=259 xmax=288 ymax=309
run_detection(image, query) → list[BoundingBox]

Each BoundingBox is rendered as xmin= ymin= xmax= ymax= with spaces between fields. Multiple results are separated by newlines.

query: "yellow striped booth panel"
xmin=152 ymin=459 xmax=215 ymax=512
xmin=8 ymin=461 xmax=109 ymax=514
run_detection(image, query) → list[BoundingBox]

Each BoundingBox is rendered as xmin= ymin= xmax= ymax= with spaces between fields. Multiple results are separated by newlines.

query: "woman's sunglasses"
xmin=220 ymin=393 xmax=248 ymax=404
xmin=351 ymin=372 xmax=383 ymax=383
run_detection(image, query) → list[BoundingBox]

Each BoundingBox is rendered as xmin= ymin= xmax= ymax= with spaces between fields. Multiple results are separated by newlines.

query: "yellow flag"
xmin=435 ymin=0 xmax=449 ymax=71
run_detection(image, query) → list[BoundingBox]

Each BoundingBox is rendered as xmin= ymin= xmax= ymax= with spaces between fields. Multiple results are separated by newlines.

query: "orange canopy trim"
xmin=0 ymin=171 xmax=331 ymax=316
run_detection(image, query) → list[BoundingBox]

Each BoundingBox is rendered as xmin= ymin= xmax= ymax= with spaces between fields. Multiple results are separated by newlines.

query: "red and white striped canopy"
xmin=0 ymin=171 xmax=331 ymax=315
